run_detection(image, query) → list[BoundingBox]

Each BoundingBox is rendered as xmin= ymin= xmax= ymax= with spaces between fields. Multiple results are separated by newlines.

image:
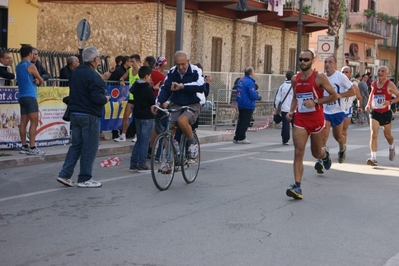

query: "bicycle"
xmin=150 ymin=105 xmax=201 ymax=191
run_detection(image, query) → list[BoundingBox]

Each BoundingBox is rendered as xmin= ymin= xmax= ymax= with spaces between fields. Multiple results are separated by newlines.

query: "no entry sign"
xmin=317 ymin=36 xmax=335 ymax=61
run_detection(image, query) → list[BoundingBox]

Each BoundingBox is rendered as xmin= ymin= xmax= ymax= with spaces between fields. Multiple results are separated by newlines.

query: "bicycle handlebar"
xmin=153 ymin=105 xmax=196 ymax=115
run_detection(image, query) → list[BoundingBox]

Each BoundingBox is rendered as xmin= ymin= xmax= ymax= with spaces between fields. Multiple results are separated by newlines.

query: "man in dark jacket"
xmin=31 ymin=48 xmax=50 ymax=82
xmin=59 ymin=56 xmax=80 ymax=86
xmin=0 ymin=52 xmax=15 ymax=86
xmin=57 ymin=46 xmax=110 ymax=188
xmin=155 ymin=50 xmax=204 ymax=159
xmin=233 ymin=66 xmax=260 ymax=144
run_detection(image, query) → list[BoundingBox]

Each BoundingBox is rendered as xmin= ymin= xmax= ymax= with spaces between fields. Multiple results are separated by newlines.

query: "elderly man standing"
xmin=233 ymin=66 xmax=261 ymax=144
xmin=59 ymin=56 xmax=80 ymax=87
xmin=57 ymin=46 xmax=110 ymax=188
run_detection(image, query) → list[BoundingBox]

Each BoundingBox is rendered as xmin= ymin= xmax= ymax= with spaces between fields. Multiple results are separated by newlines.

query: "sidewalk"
xmin=0 ymin=129 xmax=234 ymax=169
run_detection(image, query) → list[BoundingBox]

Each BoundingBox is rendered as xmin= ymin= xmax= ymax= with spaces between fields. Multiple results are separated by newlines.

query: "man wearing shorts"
xmin=154 ymin=50 xmax=205 ymax=159
xmin=341 ymin=66 xmax=362 ymax=148
xmin=16 ymin=45 xmax=45 ymax=155
xmin=285 ymin=50 xmax=338 ymax=200
xmin=365 ymin=66 xmax=399 ymax=166
xmin=314 ymin=56 xmax=355 ymax=173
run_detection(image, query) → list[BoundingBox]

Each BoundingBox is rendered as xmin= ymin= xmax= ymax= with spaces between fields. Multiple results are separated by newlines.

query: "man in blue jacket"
xmin=233 ymin=67 xmax=260 ymax=144
xmin=57 ymin=46 xmax=110 ymax=188
xmin=154 ymin=50 xmax=205 ymax=159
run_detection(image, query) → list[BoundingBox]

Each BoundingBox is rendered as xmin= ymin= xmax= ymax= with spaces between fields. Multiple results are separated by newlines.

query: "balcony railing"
xmin=346 ymin=13 xmax=390 ymax=38
xmin=284 ymin=0 xmax=329 ymax=18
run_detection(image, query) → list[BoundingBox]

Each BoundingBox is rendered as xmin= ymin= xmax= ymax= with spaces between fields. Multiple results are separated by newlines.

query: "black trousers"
xmin=234 ymin=108 xmax=253 ymax=141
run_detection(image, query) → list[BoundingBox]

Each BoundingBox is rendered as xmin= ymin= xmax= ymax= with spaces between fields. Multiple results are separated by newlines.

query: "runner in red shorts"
xmin=285 ymin=50 xmax=338 ymax=200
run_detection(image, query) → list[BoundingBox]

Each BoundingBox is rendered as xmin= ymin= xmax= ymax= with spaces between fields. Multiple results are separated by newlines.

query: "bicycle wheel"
xmin=181 ymin=132 xmax=200 ymax=183
xmin=151 ymin=133 xmax=176 ymax=191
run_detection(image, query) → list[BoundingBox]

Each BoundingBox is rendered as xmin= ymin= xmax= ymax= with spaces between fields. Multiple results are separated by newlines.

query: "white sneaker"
xmin=132 ymin=136 xmax=137 ymax=142
xmin=19 ymin=146 xmax=29 ymax=154
xmin=188 ymin=143 xmax=199 ymax=159
xmin=389 ymin=147 xmax=396 ymax=161
xmin=237 ymin=139 xmax=251 ymax=144
xmin=114 ymin=135 xmax=126 ymax=142
xmin=77 ymin=179 xmax=102 ymax=188
xmin=57 ymin=177 xmax=76 ymax=187
xmin=27 ymin=147 xmax=46 ymax=155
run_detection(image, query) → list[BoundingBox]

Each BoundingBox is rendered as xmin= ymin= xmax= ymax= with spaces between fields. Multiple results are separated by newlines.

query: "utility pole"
xmin=295 ymin=0 xmax=304 ymax=72
xmin=175 ymin=0 xmax=185 ymax=53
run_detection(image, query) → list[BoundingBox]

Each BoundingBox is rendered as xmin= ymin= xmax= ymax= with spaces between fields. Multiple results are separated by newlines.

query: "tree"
xmin=326 ymin=0 xmax=346 ymax=56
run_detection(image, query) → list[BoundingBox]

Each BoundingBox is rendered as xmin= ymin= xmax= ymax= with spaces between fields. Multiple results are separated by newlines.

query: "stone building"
xmin=33 ymin=0 xmax=328 ymax=75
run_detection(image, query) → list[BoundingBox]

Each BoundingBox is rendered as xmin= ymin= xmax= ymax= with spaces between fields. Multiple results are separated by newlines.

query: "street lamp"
xmin=296 ymin=0 xmax=304 ymax=72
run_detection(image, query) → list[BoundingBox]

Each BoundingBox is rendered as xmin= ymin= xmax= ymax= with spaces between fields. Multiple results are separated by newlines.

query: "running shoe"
xmin=188 ymin=143 xmax=199 ymax=159
xmin=129 ymin=164 xmax=138 ymax=172
xmin=114 ymin=135 xmax=126 ymax=142
xmin=286 ymin=184 xmax=303 ymax=199
xmin=389 ymin=147 xmax=396 ymax=161
xmin=19 ymin=146 xmax=29 ymax=154
xmin=57 ymin=177 xmax=76 ymax=187
xmin=27 ymin=147 xmax=45 ymax=156
xmin=137 ymin=164 xmax=151 ymax=173
xmin=338 ymin=144 xmax=347 ymax=164
xmin=237 ymin=139 xmax=251 ymax=144
xmin=77 ymin=179 xmax=102 ymax=188
xmin=158 ymin=162 xmax=171 ymax=174
xmin=322 ymin=147 xmax=332 ymax=170
xmin=314 ymin=159 xmax=324 ymax=174
xmin=366 ymin=157 xmax=378 ymax=166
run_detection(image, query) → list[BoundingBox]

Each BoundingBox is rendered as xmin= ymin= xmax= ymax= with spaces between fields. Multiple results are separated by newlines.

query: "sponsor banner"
xmin=0 ymin=85 xmax=132 ymax=149
xmin=101 ymin=84 xmax=132 ymax=131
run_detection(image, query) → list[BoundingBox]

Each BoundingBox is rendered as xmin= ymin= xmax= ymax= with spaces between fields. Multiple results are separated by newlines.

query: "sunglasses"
xmin=298 ymin=57 xmax=311 ymax=62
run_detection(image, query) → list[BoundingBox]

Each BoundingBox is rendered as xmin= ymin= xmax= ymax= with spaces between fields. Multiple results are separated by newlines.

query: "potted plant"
xmin=354 ymin=22 xmax=363 ymax=29
xmin=303 ymin=5 xmax=312 ymax=15
xmin=390 ymin=16 xmax=399 ymax=26
xmin=376 ymin=12 xmax=385 ymax=21
xmin=364 ymin=9 xmax=375 ymax=18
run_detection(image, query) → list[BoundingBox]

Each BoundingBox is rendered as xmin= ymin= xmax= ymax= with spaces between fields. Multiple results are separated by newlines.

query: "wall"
xmin=8 ymin=0 xmax=38 ymax=48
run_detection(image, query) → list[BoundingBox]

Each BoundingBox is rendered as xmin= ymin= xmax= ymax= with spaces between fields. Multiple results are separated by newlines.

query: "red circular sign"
xmin=111 ymin=88 xmax=119 ymax=98
xmin=321 ymin=43 xmax=330 ymax=52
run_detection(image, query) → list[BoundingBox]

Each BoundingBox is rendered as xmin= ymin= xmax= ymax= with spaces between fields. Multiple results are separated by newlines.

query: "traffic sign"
xmin=77 ymin=19 xmax=91 ymax=42
xmin=317 ymin=35 xmax=335 ymax=61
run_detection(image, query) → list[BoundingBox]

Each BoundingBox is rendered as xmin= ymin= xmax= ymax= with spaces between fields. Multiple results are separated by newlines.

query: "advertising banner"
xmin=0 ymin=85 xmax=132 ymax=149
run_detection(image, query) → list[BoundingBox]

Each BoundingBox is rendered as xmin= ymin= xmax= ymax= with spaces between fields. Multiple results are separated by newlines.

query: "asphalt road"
xmin=1 ymin=123 xmax=399 ymax=266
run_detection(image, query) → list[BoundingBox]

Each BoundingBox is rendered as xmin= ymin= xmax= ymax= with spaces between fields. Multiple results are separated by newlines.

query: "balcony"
xmin=346 ymin=13 xmax=390 ymax=40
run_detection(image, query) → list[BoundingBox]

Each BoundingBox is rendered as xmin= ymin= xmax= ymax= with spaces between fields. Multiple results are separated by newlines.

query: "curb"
xmin=0 ymin=132 xmax=233 ymax=169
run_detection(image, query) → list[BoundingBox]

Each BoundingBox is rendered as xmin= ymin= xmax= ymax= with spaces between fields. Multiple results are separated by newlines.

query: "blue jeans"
xmin=130 ymin=118 xmax=154 ymax=166
xmin=59 ymin=113 xmax=100 ymax=183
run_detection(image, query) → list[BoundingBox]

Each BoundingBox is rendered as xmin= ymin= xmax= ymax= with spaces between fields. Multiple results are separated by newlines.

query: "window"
xmin=380 ymin=59 xmax=388 ymax=66
xmin=263 ymin=45 xmax=272 ymax=74
xmin=165 ymin=30 xmax=175 ymax=67
xmin=289 ymin=48 xmax=296 ymax=72
xmin=211 ymin=37 xmax=222 ymax=72
xmin=350 ymin=0 xmax=360 ymax=12
xmin=0 ymin=8 xmax=7 ymax=48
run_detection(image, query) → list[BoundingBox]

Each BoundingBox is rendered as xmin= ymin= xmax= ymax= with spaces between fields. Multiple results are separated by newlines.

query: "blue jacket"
xmin=157 ymin=64 xmax=205 ymax=106
xmin=236 ymin=75 xmax=258 ymax=110
xmin=68 ymin=64 xmax=108 ymax=117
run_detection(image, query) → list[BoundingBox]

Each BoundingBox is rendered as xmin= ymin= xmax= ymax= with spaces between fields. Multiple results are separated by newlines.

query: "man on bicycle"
xmin=154 ymin=50 xmax=205 ymax=159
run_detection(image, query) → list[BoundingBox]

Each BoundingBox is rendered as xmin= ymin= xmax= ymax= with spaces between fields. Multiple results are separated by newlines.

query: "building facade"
xmin=310 ymin=0 xmax=399 ymax=79
xmin=0 ymin=0 xmax=328 ymax=76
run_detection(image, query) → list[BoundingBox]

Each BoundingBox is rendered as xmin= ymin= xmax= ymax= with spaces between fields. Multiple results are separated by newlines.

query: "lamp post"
xmin=175 ymin=0 xmax=185 ymax=52
xmin=295 ymin=0 xmax=304 ymax=72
